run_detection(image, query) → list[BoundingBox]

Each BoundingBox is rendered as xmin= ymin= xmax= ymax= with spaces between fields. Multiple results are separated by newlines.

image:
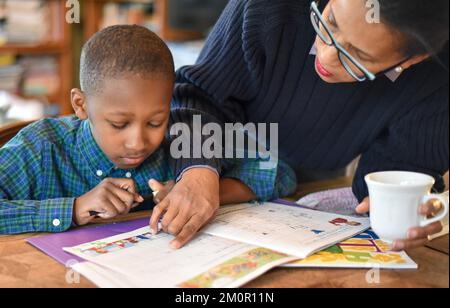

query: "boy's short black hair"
xmin=80 ymin=25 xmax=175 ymax=95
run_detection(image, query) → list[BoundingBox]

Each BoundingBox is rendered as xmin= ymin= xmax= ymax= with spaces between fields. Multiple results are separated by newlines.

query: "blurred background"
xmin=0 ymin=0 xmax=228 ymax=126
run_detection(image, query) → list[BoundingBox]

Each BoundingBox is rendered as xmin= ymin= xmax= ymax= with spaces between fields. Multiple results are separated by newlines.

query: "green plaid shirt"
xmin=0 ymin=116 xmax=297 ymax=234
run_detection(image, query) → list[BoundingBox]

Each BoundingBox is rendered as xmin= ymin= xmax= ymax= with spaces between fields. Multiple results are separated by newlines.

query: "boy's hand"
xmin=149 ymin=168 xmax=220 ymax=249
xmin=356 ymin=197 xmax=444 ymax=251
xmin=149 ymin=179 xmax=175 ymax=204
xmin=73 ymin=178 xmax=144 ymax=225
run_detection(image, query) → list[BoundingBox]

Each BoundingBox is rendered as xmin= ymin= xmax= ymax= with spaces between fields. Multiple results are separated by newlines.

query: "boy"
xmin=0 ymin=25 xmax=296 ymax=237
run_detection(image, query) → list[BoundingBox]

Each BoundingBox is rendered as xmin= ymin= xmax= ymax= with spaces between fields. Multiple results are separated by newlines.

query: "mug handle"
xmin=420 ymin=192 xmax=449 ymax=227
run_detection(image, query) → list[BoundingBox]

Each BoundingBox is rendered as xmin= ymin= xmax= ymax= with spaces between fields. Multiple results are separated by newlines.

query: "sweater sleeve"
xmin=169 ymin=0 xmax=265 ymax=179
xmin=353 ymin=84 xmax=449 ymax=202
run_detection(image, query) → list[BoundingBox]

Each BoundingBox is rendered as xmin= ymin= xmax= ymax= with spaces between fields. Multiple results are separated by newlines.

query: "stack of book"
xmin=100 ymin=1 xmax=156 ymax=32
xmin=19 ymin=56 xmax=59 ymax=98
xmin=0 ymin=54 xmax=23 ymax=94
xmin=2 ymin=0 xmax=50 ymax=44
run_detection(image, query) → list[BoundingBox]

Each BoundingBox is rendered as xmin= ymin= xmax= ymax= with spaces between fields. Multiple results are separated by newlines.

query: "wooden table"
xmin=1 ymin=178 xmax=448 ymax=288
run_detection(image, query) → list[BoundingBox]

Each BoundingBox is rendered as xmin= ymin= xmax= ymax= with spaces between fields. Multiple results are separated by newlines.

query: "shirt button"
xmin=52 ymin=219 xmax=61 ymax=227
xmin=125 ymin=172 xmax=132 ymax=178
xmin=96 ymin=170 xmax=103 ymax=177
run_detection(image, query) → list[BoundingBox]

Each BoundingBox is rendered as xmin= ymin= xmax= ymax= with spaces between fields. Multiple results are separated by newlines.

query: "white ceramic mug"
xmin=365 ymin=171 xmax=449 ymax=243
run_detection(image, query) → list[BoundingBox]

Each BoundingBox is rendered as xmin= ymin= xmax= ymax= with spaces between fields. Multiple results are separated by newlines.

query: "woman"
xmin=150 ymin=0 xmax=449 ymax=250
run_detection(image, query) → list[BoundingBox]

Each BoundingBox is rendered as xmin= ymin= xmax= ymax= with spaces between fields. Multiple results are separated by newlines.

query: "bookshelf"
xmin=0 ymin=0 xmax=73 ymax=115
xmin=83 ymin=0 xmax=204 ymax=42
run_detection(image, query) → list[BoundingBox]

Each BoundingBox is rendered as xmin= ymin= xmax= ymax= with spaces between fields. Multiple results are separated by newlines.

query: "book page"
xmin=64 ymin=227 xmax=297 ymax=288
xmin=202 ymin=202 xmax=370 ymax=258
xmin=72 ymin=262 xmax=138 ymax=288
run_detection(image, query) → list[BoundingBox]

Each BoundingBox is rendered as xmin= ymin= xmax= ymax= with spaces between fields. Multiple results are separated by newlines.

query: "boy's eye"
xmin=148 ymin=122 xmax=162 ymax=128
xmin=110 ymin=122 xmax=128 ymax=129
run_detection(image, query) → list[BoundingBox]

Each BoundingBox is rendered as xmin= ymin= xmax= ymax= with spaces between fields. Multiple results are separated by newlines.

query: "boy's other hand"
xmin=149 ymin=179 xmax=175 ymax=203
xmin=73 ymin=178 xmax=144 ymax=225
xmin=149 ymin=168 xmax=220 ymax=249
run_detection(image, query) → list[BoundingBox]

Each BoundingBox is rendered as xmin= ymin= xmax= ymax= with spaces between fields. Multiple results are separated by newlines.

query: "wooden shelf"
xmin=84 ymin=0 xmax=203 ymax=42
xmin=0 ymin=42 xmax=66 ymax=55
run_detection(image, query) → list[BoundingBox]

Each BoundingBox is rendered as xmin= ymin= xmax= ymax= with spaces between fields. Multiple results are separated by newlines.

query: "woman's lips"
xmin=315 ymin=57 xmax=333 ymax=78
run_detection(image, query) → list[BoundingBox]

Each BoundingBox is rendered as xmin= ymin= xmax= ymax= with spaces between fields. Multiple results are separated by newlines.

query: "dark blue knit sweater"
xmin=169 ymin=0 xmax=449 ymax=201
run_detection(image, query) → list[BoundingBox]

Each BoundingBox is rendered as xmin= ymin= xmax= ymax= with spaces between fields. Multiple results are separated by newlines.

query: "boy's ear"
xmin=71 ymin=89 xmax=88 ymax=120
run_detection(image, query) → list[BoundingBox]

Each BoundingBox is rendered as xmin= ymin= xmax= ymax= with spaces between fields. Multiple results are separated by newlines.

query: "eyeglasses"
xmin=310 ymin=1 xmax=376 ymax=82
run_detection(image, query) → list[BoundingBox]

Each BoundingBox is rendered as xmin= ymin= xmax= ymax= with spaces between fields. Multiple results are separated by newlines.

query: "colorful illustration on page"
xmin=286 ymin=229 xmax=417 ymax=268
xmin=178 ymin=248 xmax=291 ymax=288
xmin=76 ymin=232 xmax=154 ymax=257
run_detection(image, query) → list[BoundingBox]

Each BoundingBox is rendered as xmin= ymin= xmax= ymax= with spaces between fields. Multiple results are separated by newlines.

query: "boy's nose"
xmin=125 ymin=131 xmax=148 ymax=153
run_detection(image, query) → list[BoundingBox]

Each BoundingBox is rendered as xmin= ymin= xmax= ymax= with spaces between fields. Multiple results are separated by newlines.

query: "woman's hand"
xmin=150 ymin=178 xmax=257 ymax=206
xmin=148 ymin=168 xmax=220 ymax=249
xmin=356 ymin=197 xmax=444 ymax=251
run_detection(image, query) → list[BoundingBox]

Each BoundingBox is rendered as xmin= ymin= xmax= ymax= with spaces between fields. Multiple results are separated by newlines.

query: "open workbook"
xmin=64 ymin=202 xmax=373 ymax=288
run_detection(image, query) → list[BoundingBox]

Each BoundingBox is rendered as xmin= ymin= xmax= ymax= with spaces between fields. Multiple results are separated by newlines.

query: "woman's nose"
xmin=320 ymin=44 xmax=339 ymax=66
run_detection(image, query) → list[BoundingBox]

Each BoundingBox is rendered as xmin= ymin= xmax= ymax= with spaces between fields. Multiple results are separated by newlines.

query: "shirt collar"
xmin=77 ymin=120 xmax=116 ymax=177
xmin=309 ymin=44 xmax=401 ymax=82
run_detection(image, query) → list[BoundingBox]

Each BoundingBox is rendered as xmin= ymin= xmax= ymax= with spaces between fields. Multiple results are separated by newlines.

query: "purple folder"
xmin=27 ymin=218 xmax=149 ymax=265
xmin=26 ymin=199 xmax=301 ymax=266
